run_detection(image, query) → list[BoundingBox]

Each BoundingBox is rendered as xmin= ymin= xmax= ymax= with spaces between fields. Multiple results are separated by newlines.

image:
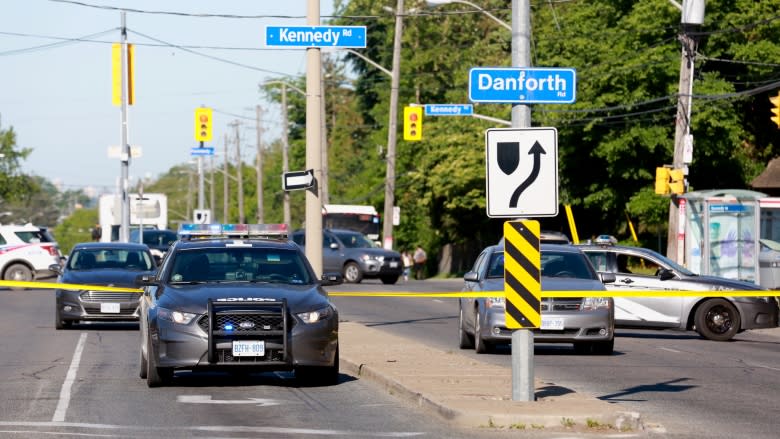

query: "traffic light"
xmin=194 ymin=107 xmax=213 ymax=142
xmin=669 ymin=169 xmax=685 ymax=195
xmin=770 ymin=93 xmax=780 ymax=128
xmin=654 ymin=167 xmax=670 ymax=195
xmin=403 ymin=106 xmax=423 ymax=141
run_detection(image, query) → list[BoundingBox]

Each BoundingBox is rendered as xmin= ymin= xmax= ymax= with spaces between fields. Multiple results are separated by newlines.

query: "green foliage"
xmin=0 ymin=126 xmax=37 ymax=204
xmin=53 ymin=208 xmax=98 ymax=255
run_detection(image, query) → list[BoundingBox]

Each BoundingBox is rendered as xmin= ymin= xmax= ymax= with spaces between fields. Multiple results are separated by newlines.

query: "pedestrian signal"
xmin=194 ymin=107 xmax=213 ymax=142
xmin=403 ymin=106 xmax=423 ymax=141
xmin=669 ymin=169 xmax=685 ymax=195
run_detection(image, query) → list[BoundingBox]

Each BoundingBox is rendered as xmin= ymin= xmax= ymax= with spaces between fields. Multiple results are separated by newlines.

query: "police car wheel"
xmin=695 ymin=298 xmax=740 ymax=341
xmin=296 ymin=347 xmax=339 ymax=386
xmin=146 ymin=335 xmax=172 ymax=387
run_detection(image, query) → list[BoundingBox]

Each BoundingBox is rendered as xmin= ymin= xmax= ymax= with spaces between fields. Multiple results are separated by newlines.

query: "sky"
xmin=0 ymin=0 xmax=336 ymax=195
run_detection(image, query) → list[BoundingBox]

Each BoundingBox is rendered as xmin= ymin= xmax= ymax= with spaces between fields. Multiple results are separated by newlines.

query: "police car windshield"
xmin=168 ymin=247 xmax=311 ymax=285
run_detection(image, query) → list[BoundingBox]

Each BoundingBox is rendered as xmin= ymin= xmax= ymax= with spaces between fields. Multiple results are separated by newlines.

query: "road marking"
xmin=177 ymin=395 xmax=285 ymax=406
xmin=52 ymin=333 xmax=87 ymax=422
xmin=0 ymin=421 xmax=424 ymax=437
xmin=659 ymin=347 xmax=682 ymax=353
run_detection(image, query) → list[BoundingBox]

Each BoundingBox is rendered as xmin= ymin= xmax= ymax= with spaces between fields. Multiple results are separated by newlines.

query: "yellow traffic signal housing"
xmin=403 ymin=106 xmax=423 ymax=141
xmin=770 ymin=94 xmax=780 ymax=128
xmin=669 ymin=169 xmax=685 ymax=195
xmin=654 ymin=167 xmax=670 ymax=195
xmin=194 ymin=107 xmax=213 ymax=142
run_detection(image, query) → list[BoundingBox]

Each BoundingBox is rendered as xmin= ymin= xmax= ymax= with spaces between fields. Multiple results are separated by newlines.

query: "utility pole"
xmin=382 ymin=0 xmax=404 ymax=250
xmin=223 ymin=132 xmax=229 ymax=223
xmin=118 ymin=12 xmax=131 ymax=242
xmin=232 ymin=121 xmax=245 ymax=224
xmin=305 ymin=0 xmax=323 ymax=276
xmin=186 ymin=163 xmax=194 ymax=222
xmin=281 ymin=84 xmax=292 ymax=229
xmin=209 ymin=154 xmax=215 ymax=222
xmin=667 ymin=0 xmax=704 ymax=263
xmin=320 ymin=66 xmax=329 ymax=204
xmin=256 ymin=105 xmax=265 ymax=223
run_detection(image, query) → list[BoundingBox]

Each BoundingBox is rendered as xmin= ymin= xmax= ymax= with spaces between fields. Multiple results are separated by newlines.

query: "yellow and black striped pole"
xmin=503 ymin=220 xmax=541 ymax=329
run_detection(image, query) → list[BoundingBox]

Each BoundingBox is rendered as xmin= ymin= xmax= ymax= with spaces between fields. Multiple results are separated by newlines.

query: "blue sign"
xmin=424 ymin=104 xmax=474 ymax=116
xmin=191 ymin=147 xmax=214 ymax=156
xmin=469 ymin=67 xmax=576 ymax=104
xmin=709 ymin=204 xmax=748 ymax=213
xmin=265 ymin=26 xmax=367 ymax=48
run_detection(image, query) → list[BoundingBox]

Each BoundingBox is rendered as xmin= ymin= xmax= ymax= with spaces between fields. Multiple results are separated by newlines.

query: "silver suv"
xmin=0 ymin=223 xmax=62 ymax=281
xmin=579 ymin=240 xmax=779 ymax=341
xmin=291 ymin=229 xmax=403 ymax=284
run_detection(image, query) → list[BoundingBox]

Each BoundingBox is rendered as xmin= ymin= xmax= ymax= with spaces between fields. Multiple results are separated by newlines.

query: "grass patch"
xmin=561 ymin=418 xmax=576 ymax=428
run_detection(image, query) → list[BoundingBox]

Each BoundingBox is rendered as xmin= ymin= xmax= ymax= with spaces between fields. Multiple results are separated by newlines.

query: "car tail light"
xmin=43 ymin=245 xmax=59 ymax=257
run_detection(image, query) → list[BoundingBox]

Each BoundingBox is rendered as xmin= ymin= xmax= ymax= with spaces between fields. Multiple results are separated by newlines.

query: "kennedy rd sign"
xmin=265 ymin=26 xmax=367 ymax=48
xmin=469 ymin=67 xmax=576 ymax=104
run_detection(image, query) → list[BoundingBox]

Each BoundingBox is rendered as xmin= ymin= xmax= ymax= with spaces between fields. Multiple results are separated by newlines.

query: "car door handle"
xmin=620 ymin=278 xmax=634 ymax=284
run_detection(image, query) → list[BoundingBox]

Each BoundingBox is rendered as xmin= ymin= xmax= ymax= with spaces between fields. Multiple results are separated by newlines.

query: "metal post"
xmin=119 ymin=12 xmax=130 ymax=243
xmin=382 ymin=0 xmax=404 ymax=251
xmin=320 ymin=66 xmax=330 ymax=204
xmin=198 ymin=142 xmax=205 ymax=211
xmin=305 ymin=0 xmax=323 ymax=276
xmin=234 ymin=121 xmax=245 ymax=223
xmin=511 ymin=0 xmax=534 ymax=402
xmin=138 ymin=182 xmax=144 ymax=243
xmin=209 ymin=154 xmax=215 ymax=222
xmin=281 ymin=84 xmax=291 ymax=229
xmin=256 ymin=105 xmax=264 ymax=223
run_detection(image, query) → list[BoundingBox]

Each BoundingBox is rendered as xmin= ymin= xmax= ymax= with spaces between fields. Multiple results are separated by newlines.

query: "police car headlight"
xmin=581 ymin=297 xmax=611 ymax=310
xmin=158 ymin=307 xmax=197 ymax=325
xmin=297 ymin=306 xmax=333 ymax=324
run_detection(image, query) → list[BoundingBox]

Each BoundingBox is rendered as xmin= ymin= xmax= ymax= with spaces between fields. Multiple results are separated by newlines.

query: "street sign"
xmin=265 ymin=26 xmax=367 ymax=48
xmin=190 ymin=147 xmax=214 ymax=156
xmin=283 ymin=169 xmax=315 ymax=191
xmin=503 ymin=220 xmax=541 ymax=329
xmin=424 ymin=104 xmax=473 ymax=116
xmin=469 ymin=67 xmax=576 ymax=104
xmin=485 ymin=127 xmax=558 ymax=217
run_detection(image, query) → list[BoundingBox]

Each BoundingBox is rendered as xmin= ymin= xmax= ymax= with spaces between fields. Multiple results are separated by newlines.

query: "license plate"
xmin=100 ymin=302 xmax=120 ymax=313
xmin=541 ymin=318 xmax=564 ymax=330
xmin=232 ymin=340 xmax=265 ymax=357
xmin=389 ymin=261 xmax=399 ymax=268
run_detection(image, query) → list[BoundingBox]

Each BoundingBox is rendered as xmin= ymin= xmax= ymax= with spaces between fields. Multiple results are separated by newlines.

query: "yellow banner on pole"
xmin=112 ymin=43 xmax=134 ymax=106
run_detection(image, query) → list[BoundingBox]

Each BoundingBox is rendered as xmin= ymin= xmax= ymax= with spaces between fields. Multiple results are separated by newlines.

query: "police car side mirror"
xmin=658 ymin=268 xmax=676 ymax=281
xmin=135 ymin=273 xmax=157 ymax=287
xmin=320 ymin=272 xmax=343 ymax=286
xmin=599 ymin=272 xmax=616 ymax=284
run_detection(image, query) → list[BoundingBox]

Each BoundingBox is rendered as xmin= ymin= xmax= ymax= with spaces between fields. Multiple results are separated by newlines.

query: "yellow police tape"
xmin=1 ymin=280 xmax=777 ymax=298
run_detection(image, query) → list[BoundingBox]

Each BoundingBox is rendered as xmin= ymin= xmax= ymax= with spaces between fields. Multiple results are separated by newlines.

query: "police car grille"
xmin=198 ymin=314 xmax=285 ymax=333
xmin=80 ymin=291 xmax=140 ymax=302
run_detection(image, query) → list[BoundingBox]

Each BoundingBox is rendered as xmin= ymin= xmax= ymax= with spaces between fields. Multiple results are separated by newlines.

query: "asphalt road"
xmin=0 ymin=287 xmax=549 ymax=439
xmin=329 ymin=278 xmax=780 ymax=439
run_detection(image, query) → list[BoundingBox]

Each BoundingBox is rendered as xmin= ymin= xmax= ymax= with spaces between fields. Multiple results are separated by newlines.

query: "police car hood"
xmin=158 ymin=283 xmax=329 ymax=314
xmin=62 ymin=269 xmax=154 ymax=288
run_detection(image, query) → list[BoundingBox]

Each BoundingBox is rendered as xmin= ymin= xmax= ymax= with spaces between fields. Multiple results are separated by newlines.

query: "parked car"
xmin=129 ymin=228 xmax=178 ymax=263
xmin=579 ymin=238 xmax=779 ymax=341
xmin=459 ymin=244 xmax=616 ymax=355
xmin=291 ymin=228 xmax=403 ymax=284
xmin=51 ymin=242 xmax=156 ymax=329
xmin=0 ymin=223 xmax=62 ymax=282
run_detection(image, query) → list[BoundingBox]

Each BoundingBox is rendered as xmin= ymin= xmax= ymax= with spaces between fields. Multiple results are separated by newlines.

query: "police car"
xmin=136 ymin=224 xmax=342 ymax=387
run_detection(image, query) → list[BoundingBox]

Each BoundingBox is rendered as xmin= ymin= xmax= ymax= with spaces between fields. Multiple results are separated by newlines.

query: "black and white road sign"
xmin=485 ymin=127 xmax=558 ymax=217
xmin=283 ymin=169 xmax=315 ymax=191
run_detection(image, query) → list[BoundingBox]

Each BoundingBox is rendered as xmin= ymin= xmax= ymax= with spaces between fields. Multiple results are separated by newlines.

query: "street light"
xmin=426 ymin=0 xmax=512 ymax=31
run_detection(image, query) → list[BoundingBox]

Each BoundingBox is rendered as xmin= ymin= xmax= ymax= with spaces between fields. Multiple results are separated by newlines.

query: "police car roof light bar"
xmin=178 ymin=223 xmax=288 ymax=240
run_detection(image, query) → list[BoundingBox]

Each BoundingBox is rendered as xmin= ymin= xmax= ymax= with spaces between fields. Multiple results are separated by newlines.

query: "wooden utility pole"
xmin=232 ymin=121 xmax=245 ymax=223
xmin=256 ymin=105 xmax=264 ymax=223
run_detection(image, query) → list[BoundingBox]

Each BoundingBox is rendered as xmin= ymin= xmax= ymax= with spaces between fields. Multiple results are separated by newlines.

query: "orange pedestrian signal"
xmin=194 ymin=107 xmax=213 ymax=142
xmin=770 ymin=93 xmax=780 ymax=128
xmin=403 ymin=106 xmax=423 ymax=141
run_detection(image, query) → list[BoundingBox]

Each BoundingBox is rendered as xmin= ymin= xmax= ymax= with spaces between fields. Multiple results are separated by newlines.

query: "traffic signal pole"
xmin=119 ymin=12 xmax=131 ymax=243
xmin=382 ymin=0 xmax=404 ymax=251
xmin=305 ymin=0 xmax=323 ymax=276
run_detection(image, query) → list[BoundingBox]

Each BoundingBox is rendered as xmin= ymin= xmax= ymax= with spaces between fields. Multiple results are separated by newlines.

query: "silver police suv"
xmin=579 ymin=237 xmax=779 ymax=341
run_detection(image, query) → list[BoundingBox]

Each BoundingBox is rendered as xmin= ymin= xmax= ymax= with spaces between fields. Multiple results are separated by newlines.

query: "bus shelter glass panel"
xmin=707 ymin=203 xmax=756 ymax=283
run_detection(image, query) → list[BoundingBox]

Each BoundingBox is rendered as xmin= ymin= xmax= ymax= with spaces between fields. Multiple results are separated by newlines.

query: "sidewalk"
xmin=339 ymin=321 xmax=644 ymax=432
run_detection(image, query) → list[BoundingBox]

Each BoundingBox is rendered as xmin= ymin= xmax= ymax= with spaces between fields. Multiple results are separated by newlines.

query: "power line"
xmin=0 ymin=28 xmax=116 ymax=56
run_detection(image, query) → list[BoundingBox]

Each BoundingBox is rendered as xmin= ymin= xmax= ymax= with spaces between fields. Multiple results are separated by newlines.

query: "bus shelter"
xmin=680 ymin=189 xmax=765 ymax=284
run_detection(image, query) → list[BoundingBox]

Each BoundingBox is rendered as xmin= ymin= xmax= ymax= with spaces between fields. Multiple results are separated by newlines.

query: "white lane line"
xmin=52 ymin=333 xmax=87 ymax=422
xmin=658 ymin=347 xmax=682 ymax=353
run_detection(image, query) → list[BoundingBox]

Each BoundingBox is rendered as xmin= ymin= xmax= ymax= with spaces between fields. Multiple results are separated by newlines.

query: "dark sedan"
xmin=52 ymin=242 xmax=156 ymax=329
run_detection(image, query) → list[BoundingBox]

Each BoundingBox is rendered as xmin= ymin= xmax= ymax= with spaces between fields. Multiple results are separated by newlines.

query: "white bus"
xmin=98 ymin=193 xmax=168 ymax=242
xmin=322 ymin=204 xmax=381 ymax=241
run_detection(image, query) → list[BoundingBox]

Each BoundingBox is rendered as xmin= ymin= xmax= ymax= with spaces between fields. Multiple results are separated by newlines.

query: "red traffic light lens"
xmin=409 ymin=113 xmax=418 ymax=121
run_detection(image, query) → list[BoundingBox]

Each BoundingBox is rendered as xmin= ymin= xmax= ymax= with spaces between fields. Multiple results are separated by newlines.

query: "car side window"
xmin=586 ymin=251 xmax=608 ymax=272
xmin=471 ymin=250 xmax=488 ymax=277
xmin=324 ymin=234 xmax=337 ymax=248
xmin=292 ymin=233 xmax=304 ymax=246
xmin=619 ymin=254 xmax=660 ymax=276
